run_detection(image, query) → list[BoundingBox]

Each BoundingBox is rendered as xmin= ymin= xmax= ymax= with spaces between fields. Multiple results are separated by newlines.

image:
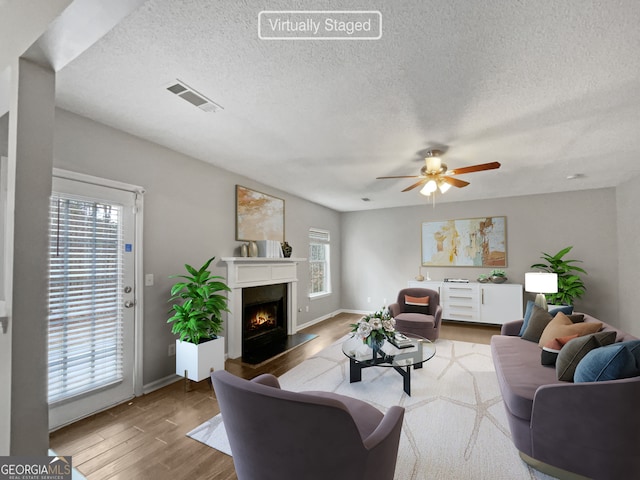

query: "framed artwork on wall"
xmin=236 ymin=185 xmax=285 ymax=242
xmin=421 ymin=216 xmax=507 ymax=267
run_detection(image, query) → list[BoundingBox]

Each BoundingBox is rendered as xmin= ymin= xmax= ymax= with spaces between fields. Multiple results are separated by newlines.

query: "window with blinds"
xmin=309 ymin=228 xmax=331 ymax=297
xmin=48 ymin=194 xmax=124 ymax=404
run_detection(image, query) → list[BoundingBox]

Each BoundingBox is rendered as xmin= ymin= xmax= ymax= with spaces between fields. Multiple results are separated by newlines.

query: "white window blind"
xmin=48 ymin=194 xmax=124 ymax=404
xmin=309 ymin=228 xmax=331 ymax=297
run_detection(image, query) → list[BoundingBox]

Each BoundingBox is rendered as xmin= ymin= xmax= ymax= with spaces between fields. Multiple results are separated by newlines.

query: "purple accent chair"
xmin=211 ymin=370 xmax=405 ymax=480
xmin=388 ymin=288 xmax=442 ymax=341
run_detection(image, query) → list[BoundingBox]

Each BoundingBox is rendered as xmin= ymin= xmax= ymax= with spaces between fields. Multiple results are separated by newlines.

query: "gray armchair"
xmin=388 ymin=287 xmax=442 ymax=341
xmin=211 ymin=370 xmax=404 ymax=480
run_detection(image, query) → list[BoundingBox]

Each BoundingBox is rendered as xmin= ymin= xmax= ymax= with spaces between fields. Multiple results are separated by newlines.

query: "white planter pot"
xmin=176 ymin=336 xmax=225 ymax=382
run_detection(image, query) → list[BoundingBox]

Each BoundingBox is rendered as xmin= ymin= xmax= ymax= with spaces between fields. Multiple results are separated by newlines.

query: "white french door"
xmin=48 ymin=175 xmax=139 ymax=430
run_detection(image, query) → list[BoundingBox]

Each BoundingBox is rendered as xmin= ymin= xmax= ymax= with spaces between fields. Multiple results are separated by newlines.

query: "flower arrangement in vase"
xmin=350 ymin=308 xmax=396 ymax=351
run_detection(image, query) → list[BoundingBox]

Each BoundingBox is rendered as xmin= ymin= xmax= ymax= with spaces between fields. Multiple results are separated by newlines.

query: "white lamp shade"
xmin=525 ymin=272 xmax=558 ymax=294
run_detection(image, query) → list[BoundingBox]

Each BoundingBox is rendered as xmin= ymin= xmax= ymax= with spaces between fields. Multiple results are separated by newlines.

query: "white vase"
xmin=176 ymin=336 xmax=225 ymax=381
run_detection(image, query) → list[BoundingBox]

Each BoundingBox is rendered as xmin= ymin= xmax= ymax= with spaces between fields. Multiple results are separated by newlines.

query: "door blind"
xmin=48 ymin=194 xmax=124 ymax=404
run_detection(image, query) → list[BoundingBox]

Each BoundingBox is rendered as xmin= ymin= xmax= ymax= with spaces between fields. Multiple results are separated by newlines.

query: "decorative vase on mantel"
xmin=281 ymin=241 xmax=292 ymax=258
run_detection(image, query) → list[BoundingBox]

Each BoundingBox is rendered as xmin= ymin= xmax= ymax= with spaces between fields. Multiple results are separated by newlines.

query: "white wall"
xmin=9 ymin=58 xmax=55 ymax=455
xmin=341 ymin=188 xmax=619 ymax=326
xmin=616 ymin=174 xmax=640 ymax=337
xmin=0 ymin=0 xmax=72 ymax=73
xmin=53 ymin=108 xmax=341 ymax=385
xmin=0 ymin=114 xmax=7 ymax=155
xmin=0 ymin=116 xmax=8 ymax=456
xmin=0 ymin=113 xmax=7 ymax=297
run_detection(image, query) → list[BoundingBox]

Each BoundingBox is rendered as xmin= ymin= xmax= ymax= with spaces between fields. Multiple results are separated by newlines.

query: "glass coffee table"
xmin=341 ymin=334 xmax=436 ymax=396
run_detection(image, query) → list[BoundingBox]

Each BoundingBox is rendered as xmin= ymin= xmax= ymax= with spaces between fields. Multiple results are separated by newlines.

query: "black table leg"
xmin=350 ymin=358 xmax=362 ymax=383
xmin=393 ymin=366 xmax=412 ymax=396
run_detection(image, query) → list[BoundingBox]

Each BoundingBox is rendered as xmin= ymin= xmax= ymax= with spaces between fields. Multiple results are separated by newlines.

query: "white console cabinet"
xmin=479 ymin=283 xmax=524 ymax=325
xmin=442 ymin=283 xmax=480 ymax=323
xmin=407 ymin=281 xmax=523 ymax=325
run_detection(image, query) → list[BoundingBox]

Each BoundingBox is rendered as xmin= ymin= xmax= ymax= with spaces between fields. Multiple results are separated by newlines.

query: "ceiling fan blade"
xmin=376 ymin=175 xmax=421 ymax=179
xmin=402 ymin=178 xmax=428 ymax=192
xmin=447 ymin=162 xmax=501 ymax=176
xmin=442 ymin=176 xmax=470 ymax=188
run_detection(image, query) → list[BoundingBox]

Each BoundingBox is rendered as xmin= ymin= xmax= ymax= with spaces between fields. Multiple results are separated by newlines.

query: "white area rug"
xmin=187 ymin=338 xmax=556 ymax=480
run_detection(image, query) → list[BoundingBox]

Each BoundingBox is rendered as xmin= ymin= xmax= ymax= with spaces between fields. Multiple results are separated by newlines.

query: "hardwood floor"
xmin=49 ymin=313 xmax=500 ymax=479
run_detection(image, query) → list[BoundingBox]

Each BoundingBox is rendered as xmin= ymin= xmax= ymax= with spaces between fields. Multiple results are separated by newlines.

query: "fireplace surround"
xmin=222 ymin=257 xmax=304 ymax=360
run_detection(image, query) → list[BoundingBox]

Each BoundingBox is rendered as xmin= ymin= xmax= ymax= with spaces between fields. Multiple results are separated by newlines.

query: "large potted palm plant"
xmin=530 ymin=246 xmax=587 ymax=306
xmin=168 ymin=256 xmax=230 ymax=381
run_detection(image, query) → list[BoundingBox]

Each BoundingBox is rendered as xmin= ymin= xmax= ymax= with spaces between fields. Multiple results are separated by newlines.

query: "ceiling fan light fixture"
xmin=438 ymin=180 xmax=451 ymax=193
xmin=426 ymin=156 xmax=441 ymax=173
xmin=420 ymin=179 xmax=438 ymax=196
xmin=376 ymin=147 xmax=501 ymax=204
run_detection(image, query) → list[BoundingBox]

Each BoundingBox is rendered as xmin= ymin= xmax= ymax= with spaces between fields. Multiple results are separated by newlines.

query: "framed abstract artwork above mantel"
xmin=421 ymin=216 xmax=506 ymax=267
xmin=236 ymin=185 xmax=285 ymax=242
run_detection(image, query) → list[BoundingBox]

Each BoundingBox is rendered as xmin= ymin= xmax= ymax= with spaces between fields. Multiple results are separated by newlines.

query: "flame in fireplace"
xmin=249 ymin=308 xmax=276 ymax=330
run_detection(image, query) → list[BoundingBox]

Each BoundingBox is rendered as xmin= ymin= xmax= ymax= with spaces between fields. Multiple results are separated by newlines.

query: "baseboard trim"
xmin=339 ymin=309 xmax=369 ymax=315
xmin=296 ymin=309 xmax=366 ymax=331
xmin=296 ymin=309 xmax=340 ymax=330
xmin=142 ymin=374 xmax=181 ymax=394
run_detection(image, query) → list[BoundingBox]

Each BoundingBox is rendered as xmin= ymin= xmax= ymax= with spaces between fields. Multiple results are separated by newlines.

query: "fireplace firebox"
xmin=242 ymin=283 xmax=287 ymax=363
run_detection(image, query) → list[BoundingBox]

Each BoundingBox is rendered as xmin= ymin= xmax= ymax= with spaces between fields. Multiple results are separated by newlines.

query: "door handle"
xmin=124 ymin=300 xmax=136 ymax=308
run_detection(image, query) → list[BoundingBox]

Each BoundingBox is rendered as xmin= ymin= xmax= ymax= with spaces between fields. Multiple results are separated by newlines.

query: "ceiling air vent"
xmin=166 ymin=80 xmax=223 ymax=113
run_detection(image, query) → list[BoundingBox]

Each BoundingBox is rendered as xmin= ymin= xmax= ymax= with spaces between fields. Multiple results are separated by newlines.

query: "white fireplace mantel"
xmin=221 ymin=257 xmax=306 ymax=359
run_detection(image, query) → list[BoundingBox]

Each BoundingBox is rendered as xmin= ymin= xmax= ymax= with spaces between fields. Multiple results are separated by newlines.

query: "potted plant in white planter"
xmin=168 ymin=256 xmax=230 ymax=381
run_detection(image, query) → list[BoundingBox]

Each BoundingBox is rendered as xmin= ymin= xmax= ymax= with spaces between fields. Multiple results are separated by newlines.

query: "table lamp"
xmin=524 ymin=272 xmax=558 ymax=311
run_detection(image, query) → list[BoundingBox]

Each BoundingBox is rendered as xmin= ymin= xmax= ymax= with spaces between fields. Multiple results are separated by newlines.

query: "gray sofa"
xmin=491 ymin=313 xmax=640 ymax=479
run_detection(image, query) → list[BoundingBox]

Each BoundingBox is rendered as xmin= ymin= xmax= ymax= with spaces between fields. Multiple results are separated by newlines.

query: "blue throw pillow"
xmin=518 ymin=300 xmax=536 ymax=336
xmin=574 ymin=340 xmax=640 ymax=382
xmin=549 ymin=305 xmax=574 ymax=317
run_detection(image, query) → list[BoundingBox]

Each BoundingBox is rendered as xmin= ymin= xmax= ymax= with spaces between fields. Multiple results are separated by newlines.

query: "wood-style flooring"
xmin=49 ymin=313 xmax=500 ymax=480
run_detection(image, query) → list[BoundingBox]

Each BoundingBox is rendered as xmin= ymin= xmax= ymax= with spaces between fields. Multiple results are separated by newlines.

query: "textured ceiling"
xmin=55 ymin=0 xmax=640 ymax=212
